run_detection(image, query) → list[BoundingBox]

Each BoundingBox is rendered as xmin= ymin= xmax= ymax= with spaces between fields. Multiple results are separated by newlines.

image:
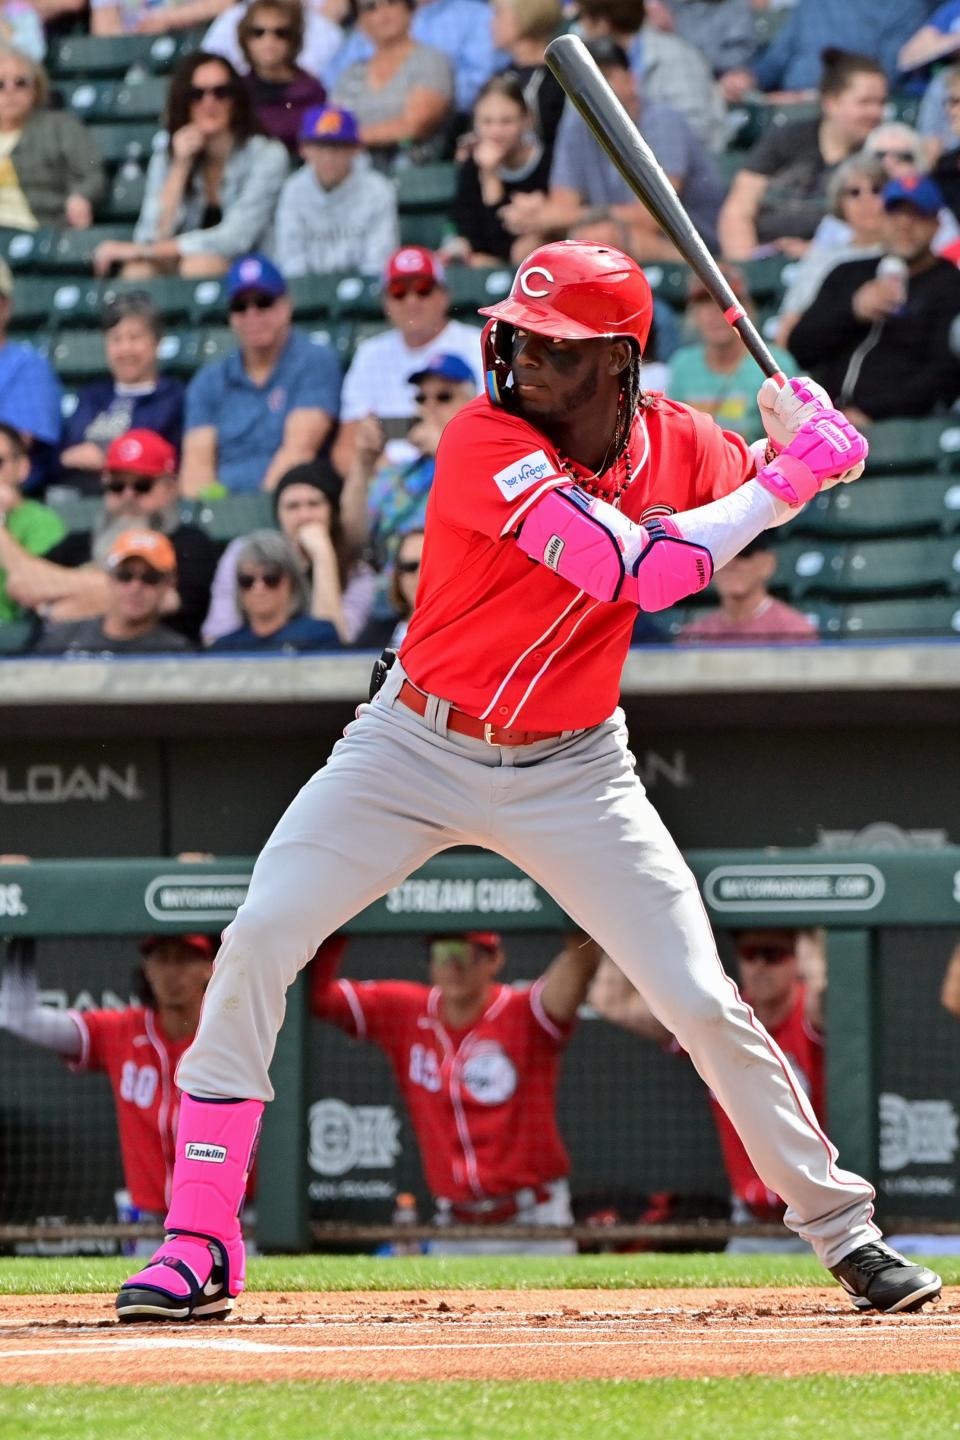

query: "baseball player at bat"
xmin=116 ymin=242 xmax=941 ymax=1322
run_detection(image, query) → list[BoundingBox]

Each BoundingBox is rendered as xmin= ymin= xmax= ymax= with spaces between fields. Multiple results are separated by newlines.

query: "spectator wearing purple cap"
xmin=340 ymin=351 xmax=475 ymax=562
xmin=275 ymin=104 xmax=399 ymax=277
xmin=181 ymin=254 xmax=342 ymax=496
xmin=93 ymin=52 xmax=289 ymax=281
xmin=790 ymin=176 xmax=960 ymax=424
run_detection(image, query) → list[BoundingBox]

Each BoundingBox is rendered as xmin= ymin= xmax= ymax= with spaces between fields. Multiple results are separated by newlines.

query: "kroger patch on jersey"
xmin=384 ymin=876 xmax=542 ymax=914
xmin=493 ymin=449 xmax=555 ymax=499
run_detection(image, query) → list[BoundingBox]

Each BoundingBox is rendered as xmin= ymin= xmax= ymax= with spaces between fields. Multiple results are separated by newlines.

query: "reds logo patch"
xmin=460 ymin=1043 xmax=517 ymax=1106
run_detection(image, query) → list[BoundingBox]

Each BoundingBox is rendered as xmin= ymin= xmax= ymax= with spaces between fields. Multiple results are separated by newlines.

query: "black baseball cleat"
xmin=830 ymin=1242 xmax=942 ymax=1314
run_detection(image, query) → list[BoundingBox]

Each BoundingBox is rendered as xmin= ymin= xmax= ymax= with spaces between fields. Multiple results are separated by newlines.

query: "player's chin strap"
xmin=515 ymin=486 xmax=712 ymax=613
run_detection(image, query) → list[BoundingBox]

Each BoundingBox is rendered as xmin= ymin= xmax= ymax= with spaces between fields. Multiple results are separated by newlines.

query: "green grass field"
xmin=1 ymin=1255 xmax=957 ymax=1440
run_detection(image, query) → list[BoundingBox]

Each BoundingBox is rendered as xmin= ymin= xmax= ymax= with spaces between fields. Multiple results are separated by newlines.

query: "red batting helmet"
xmin=478 ymin=241 xmax=653 ymax=406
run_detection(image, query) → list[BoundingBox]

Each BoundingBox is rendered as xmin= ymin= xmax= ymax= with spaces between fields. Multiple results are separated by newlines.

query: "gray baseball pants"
xmin=178 ymin=658 xmax=878 ymax=1268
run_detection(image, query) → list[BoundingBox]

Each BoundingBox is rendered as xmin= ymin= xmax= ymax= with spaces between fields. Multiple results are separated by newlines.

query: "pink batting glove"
xmin=756 ymin=407 xmax=869 ymax=507
xmin=757 ymin=375 xmax=832 ymax=452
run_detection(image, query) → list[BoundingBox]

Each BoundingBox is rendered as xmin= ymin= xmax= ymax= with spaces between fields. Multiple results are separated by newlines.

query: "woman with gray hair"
xmin=775 ymin=152 xmax=887 ymax=348
xmin=210 ymin=529 xmax=343 ymax=652
xmin=60 ymin=291 xmax=185 ymax=494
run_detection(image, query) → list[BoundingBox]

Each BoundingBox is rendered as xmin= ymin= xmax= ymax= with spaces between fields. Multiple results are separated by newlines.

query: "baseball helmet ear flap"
xmin=481 ymin=317 xmax=517 ymax=409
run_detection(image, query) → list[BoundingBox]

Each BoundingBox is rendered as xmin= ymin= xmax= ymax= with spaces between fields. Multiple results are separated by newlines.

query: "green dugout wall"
xmin=2 ymin=850 xmax=958 ymax=1250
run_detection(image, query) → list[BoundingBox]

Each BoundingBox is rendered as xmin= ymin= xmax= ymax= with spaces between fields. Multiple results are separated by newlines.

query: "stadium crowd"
xmin=2 ymin=0 xmax=960 ymax=653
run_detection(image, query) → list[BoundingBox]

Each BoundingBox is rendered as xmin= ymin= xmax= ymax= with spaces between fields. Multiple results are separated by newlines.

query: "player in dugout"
xmin=115 ymin=240 xmax=941 ymax=1323
xmin=311 ymin=930 xmax=601 ymax=1252
xmin=0 ymin=930 xmax=215 ymax=1238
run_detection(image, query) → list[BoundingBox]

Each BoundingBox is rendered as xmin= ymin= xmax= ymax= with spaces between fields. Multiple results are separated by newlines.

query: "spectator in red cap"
xmin=332 ymin=244 xmax=481 ymax=480
xmin=31 ymin=526 xmax=195 ymax=655
xmin=59 ymin=291 xmax=185 ymax=496
xmin=3 ymin=429 xmax=218 ymax=643
xmin=790 ymin=175 xmax=960 ymax=423
xmin=311 ymin=930 xmax=602 ymax=1253
xmin=275 ymin=103 xmax=399 ymax=277
xmin=0 ymin=931 xmax=216 ymax=1226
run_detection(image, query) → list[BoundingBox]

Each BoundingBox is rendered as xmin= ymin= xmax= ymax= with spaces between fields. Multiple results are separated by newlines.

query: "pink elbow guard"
xmin=757 ymin=407 xmax=869 ymax=506
xmin=515 ymin=491 xmax=712 ymax=612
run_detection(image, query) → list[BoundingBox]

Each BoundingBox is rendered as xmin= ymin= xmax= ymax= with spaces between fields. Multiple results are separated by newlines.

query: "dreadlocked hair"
xmin=613 ymin=341 xmax=646 ymax=458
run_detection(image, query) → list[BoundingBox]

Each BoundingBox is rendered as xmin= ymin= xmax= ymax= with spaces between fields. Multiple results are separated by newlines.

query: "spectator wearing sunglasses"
xmin=31 ymin=528 xmax=194 ymax=656
xmin=209 ymin=529 xmax=343 ymax=652
xmin=590 ymin=928 xmax=826 ymax=1251
xmin=92 ymin=52 xmax=289 ymax=282
xmin=205 ymin=0 xmax=346 ymax=89
xmin=275 ymin=103 xmax=399 ymax=277
xmin=353 ymin=524 xmax=422 ymax=647
xmin=235 ymin=0 xmax=329 ymax=155
xmin=311 ymin=929 xmax=602 ymax=1252
xmin=775 ymin=154 xmax=888 ymax=349
xmin=333 ymin=245 xmax=481 ymax=478
xmin=203 ymin=459 xmax=376 ymax=644
xmin=181 ymin=253 xmax=342 ymax=498
xmin=341 ymin=352 xmax=474 ymax=563
xmin=330 ymin=0 xmax=454 ymax=169
xmin=4 ymin=430 xmax=218 ymax=643
xmin=59 ymin=292 xmax=185 ymax=495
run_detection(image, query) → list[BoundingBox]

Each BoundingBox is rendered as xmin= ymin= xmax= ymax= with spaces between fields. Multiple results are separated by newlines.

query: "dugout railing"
xmin=1 ymin=850 xmax=958 ymax=1252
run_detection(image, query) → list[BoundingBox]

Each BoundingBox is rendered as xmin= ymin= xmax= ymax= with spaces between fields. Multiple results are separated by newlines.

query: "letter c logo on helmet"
xmin=518 ymin=265 xmax=554 ymax=299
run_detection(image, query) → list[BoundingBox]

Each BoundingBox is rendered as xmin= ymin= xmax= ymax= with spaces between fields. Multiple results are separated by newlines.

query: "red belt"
xmin=397 ymin=681 xmax=564 ymax=748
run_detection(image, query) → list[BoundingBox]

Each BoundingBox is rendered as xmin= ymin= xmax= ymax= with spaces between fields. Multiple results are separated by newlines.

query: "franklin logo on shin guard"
xmin=185 ymin=1143 xmax=228 ymax=1163
xmin=544 ymin=535 xmax=565 ymax=570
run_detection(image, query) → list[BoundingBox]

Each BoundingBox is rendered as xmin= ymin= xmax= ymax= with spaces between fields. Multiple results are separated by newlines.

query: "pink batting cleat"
xmin=116 ymin=1095 xmax=262 ymax=1322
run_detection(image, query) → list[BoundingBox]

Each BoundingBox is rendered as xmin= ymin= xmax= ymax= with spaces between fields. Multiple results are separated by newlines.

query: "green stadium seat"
xmin=37 ymin=226 xmax=133 ymax=274
xmin=798 ymin=476 xmax=960 ymax=539
xmin=399 ymin=212 xmax=449 ymax=249
xmin=798 ymin=599 xmax=844 ymax=637
xmin=739 ymin=255 xmax=793 ymax=305
xmin=6 ymin=276 xmax=100 ymax=332
xmin=50 ymin=34 xmax=155 ymax=80
xmin=446 ymin=266 xmax=512 ymax=317
xmin=287 ymin=273 xmax=342 ymax=320
xmin=48 ymin=330 xmax=108 ymax=380
xmin=49 ymin=494 xmax=102 ymax=534
xmin=193 ymin=494 xmax=275 ymax=543
xmin=148 ymin=27 xmax=209 ymax=73
xmin=101 ymin=170 xmax=147 ymax=224
xmin=773 ymin=538 xmax=844 ymax=598
xmin=395 ymin=161 xmax=456 ymax=211
xmin=820 ymin=537 xmax=960 ymax=599
xmin=189 ymin=326 xmax=237 ymax=366
xmin=188 ymin=277 xmax=228 ymax=324
xmin=726 ymin=97 xmax=819 ymax=151
xmin=0 ymin=227 xmax=54 ymax=271
xmin=154 ymin=328 xmax=194 ymax=373
xmin=90 ymin=124 xmax=158 ymax=171
xmin=114 ymin=77 xmax=170 ymax=124
xmin=842 ymin=597 xmax=960 ymax=638
xmin=305 ymin=322 xmax=355 ymax=366
xmin=862 ymin=417 xmax=958 ymax=474
xmin=888 ymin=95 xmax=920 ymax=128
xmin=0 ymin=619 xmax=36 ymax=655
xmin=641 ymin=262 xmax=690 ymax=310
xmin=331 ymin=271 xmax=384 ymax=319
xmin=102 ymin=276 xmax=196 ymax=326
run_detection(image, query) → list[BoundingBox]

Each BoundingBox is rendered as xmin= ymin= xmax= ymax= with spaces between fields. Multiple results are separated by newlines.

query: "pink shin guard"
xmin=124 ymin=1096 xmax=263 ymax=1303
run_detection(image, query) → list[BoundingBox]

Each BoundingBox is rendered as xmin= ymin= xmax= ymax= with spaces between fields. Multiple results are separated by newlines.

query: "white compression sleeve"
xmin=0 ymin=949 xmax=83 ymax=1058
xmin=668 ymin=479 xmax=793 ymax=572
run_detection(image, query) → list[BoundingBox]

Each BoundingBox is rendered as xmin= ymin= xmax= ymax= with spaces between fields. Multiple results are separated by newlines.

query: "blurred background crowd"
xmin=2 ymin=0 xmax=960 ymax=655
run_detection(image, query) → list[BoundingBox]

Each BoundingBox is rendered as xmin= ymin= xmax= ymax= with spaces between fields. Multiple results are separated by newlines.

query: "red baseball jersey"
xmin=400 ymin=394 xmax=754 ymax=730
xmin=710 ymin=986 xmax=825 ymax=1218
xmin=69 ymin=1006 xmax=190 ymax=1214
xmin=312 ymin=970 xmax=574 ymax=1204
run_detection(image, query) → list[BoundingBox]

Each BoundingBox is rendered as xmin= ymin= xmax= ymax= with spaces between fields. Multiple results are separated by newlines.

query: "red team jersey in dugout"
xmin=311 ymin=973 xmax=573 ymax=1204
xmin=400 ymin=394 xmax=755 ymax=730
xmin=68 ymin=1006 xmax=191 ymax=1214
xmin=710 ymin=986 xmax=825 ymax=1218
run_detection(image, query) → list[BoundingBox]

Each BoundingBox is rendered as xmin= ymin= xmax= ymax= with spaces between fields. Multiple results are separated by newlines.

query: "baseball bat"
xmin=545 ymin=33 xmax=786 ymax=384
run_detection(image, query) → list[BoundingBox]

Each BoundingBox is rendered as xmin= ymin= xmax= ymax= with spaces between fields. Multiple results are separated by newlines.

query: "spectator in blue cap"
xmin=180 ymin=253 xmax=343 ymax=497
xmin=790 ymin=175 xmax=960 ymax=423
xmin=275 ymin=103 xmax=399 ymax=277
xmin=340 ymin=350 xmax=475 ymax=563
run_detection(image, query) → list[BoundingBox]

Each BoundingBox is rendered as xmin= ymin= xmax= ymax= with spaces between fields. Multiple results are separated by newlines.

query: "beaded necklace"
xmin=560 ymin=446 xmax=634 ymax=508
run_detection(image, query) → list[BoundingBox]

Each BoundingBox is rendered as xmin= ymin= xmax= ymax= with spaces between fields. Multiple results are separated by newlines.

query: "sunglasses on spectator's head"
xmin=249 ymin=23 xmax=292 ymax=37
xmin=113 ymin=565 xmax=165 ymax=586
xmin=395 ymin=557 xmax=421 ymax=574
xmin=871 ymin=148 xmax=916 ymax=163
xmin=103 ymin=475 xmax=157 ymax=495
xmin=189 ymin=83 xmax=233 ymax=103
xmin=387 ymin=277 xmax=436 ymax=300
xmin=414 ymin=388 xmax=455 ymax=405
xmin=0 ymin=76 xmax=31 ymax=91
xmin=238 ymin=568 xmax=285 ymax=590
xmin=737 ymin=944 xmax=794 ymax=965
xmin=842 ymin=183 xmax=883 ymax=198
xmin=230 ymin=292 xmax=277 ymax=314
